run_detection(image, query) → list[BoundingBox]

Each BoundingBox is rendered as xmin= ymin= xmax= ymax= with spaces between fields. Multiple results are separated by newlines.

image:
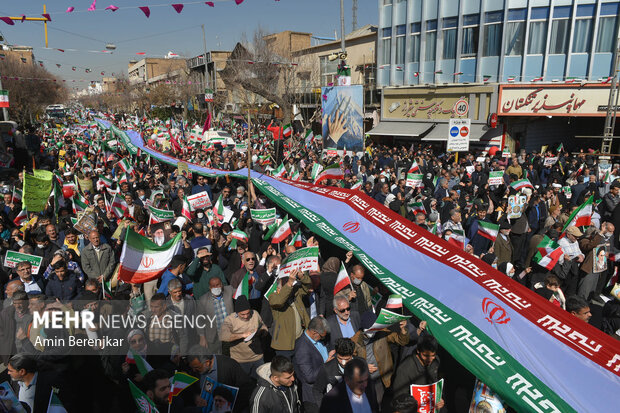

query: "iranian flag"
xmin=0 ymin=90 xmax=9 ymax=108
xmin=127 ymin=350 xmax=153 ymax=376
xmin=271 ymin=215 xmax=292 ymax=243
xmin=110 ymin=194 xmax=127 ymax=219
xmin=447 ymin=229 xmax=466 ymax=249
xmin=407 ymin=200 xmax=426 ymax=215
xmin=477 ymin=221 xmax=499 ymax=242
xmin=351 ymin=181 xmax=362 ymax=190
xmin=408 ymin=160 xmax=420 ymax=174
xmin=117 ymin=157 xmax=135 ymax=175
xmin=290 ymin=169 xmax=300 ymax=181
xmin=311 ymin=163 xmax=324 ymax=181
xmin=13 ymin=209 xmax=27 ymax=226
xmin=12 ymin=187 xmax=22 ymax=204
xmin=282 ymin=123 xmax=292 ymax=137
xmin=168 ymin=372 xmax=198 ymax=404
xmin=288 ymin=229 xmax=303 ymax=248
xmin=181 ymin=195 xmax=192 ymax=221
xmin=73 ymin=193 xmax=88 ymax=214
xmin=46 ymin=390 xmax=67 ymax=413
xmin=119 ymin=173 xmax=128 ymax=185
xmin=128 ymin=380 xmax=159 ymax=413
xmin=314 ymin=163 xmax=344 ymax=184
xmin=234 ymin=272 xmax=250 ymax=299
xmin=510 ymin=179 xmax=534 ymax=191
xmin=562 ymin=195 xmax=594 ymax=231
xmin=533 ymin=236 xmax=564 ymax=270
xmin=118 ymin=230 xmax=182 ymax=284
xmin=273 ymin=163 xmax=287 ymax=178
xmin=304 ymin=129 xmax=314 ymax=146
xmin=231 ymin=228 xmax=249 ymax=243
xmin=213 ymin=194 xmax=225 ymax=221
xmin=576 ymin=163 xmax=585 ymax=176
xmin=385 ymin=294 xmax=403 ymax=309
xmin=334 ymin=263 xmax=352 ymax=295
xmin=148 ymin=205 xmax=175 ymax=223
xmin=98 ymin=175 xmax=113 ymax=189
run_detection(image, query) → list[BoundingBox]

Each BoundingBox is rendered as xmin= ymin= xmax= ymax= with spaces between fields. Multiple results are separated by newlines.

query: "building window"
xmin=572 ymin=5 xmax=594 ymax=53
xmin=550 ymin=6 xmax=571 ymax=54
xmin=596 ymin=16 xmax=617 ymax=53
xmin=319 ymin=55 xmax=339 ymax=87
xmin=381 ymin=27 xmax=392 ymax=66
xmin=461 ymin=14 xmax=479 ymax=57
xmin=425 ymin=20 xmax=437 ymax=61
xmin=527 ymin=8 xmax=549 ymax=55
xmin=410 ymin=23 xmax=421 ymax=62
xmin=383 ymin=0 xmax=392 ymax=5
xmin=442 ymin=17 xmax=457 ymax=59
xmin=505 ymin=22 xmax=525 ymax=55
xmin=395 ymin=24 xmax=406 ymax=64
xmin=483 ymin=11 xmax=503 ymax=56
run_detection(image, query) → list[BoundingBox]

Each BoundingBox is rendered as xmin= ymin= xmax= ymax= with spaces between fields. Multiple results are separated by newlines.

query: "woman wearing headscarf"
xmin=319 ymin=257 xmax=341 ymax=316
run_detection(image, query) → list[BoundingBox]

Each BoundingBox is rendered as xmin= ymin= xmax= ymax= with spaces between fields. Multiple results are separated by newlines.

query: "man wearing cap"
xmin=186 ymin=247 xmax=228 ymax=299
xmin=494 ymin=221 xmax=513 ymax=265
xmin=220 ymin=295 xmax=268 ymax=378
xmin=558 ymin=226 xmax=585 ymax=296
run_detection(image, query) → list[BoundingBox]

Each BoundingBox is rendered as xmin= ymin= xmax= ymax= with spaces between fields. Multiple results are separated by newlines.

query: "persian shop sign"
xmin=383 ymin=94 xmax=471 ymax=120
xmin=499 ymin=85 xmax=611 ymax=117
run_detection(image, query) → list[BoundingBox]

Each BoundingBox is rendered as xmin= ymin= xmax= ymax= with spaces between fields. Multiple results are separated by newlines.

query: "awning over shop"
xmin=421 ymin=123 xmax=501 ymax=142
xmin=367 ymin=121 xmax=434 ymax=137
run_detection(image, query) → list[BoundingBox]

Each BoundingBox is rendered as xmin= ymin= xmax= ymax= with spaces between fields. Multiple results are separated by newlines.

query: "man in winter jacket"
xmin=250 ymin=355 xmax=300 ymax=413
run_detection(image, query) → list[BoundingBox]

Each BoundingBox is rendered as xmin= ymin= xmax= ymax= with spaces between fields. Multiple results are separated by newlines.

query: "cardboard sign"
xmin=410 ymin=379 xmax=444 ymax=413
xmin=187 ymin=191 xmax=212 ymax=210
xmin=488 ymin=171 xmax=504 ymax=186
xmin=406 ymin=173 xmax=424 ymax=188
xmin=74 ymin=207 xmax=98 ymax=234
xmin=4 ymin=251 xmax=43 ymax=274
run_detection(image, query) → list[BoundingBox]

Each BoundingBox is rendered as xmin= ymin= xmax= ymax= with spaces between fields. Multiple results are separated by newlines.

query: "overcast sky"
xmin=0 ymin=0 xmax=376 ymax=88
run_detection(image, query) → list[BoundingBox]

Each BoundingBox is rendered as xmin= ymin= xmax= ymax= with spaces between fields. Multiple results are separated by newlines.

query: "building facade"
xmin=375 ymin=0 xmax=619 ymax=151
xmin=128 ymin=57 xmax=187 ymax=85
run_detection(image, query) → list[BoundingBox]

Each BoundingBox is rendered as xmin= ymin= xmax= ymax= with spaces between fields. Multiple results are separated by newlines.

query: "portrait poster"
xmin=468 ymin=379 xmax=506 ymax=413
xmin=200 ymin=376 xmax=239 ymax=413
xmin=593 ymin=244 xmax=608 ymax=273
xmin=321 ymin=85 xmax=364 ymax=153
xmin=0 ymin=382 xmax=27 ymax=413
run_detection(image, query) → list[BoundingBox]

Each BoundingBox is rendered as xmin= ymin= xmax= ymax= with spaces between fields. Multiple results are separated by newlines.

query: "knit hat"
xmin=234 ymin=295 xmax=251 ymax=313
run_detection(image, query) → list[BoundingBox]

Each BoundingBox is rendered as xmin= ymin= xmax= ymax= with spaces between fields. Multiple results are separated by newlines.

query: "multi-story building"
xmin=127 ymin=57 xmax=187 ymax=86
xmin=293 ymin=25 xmax=379 ymax=125
xmin=187 ymin=51 xmax=231 ymax=109
xmin=0 ymin=44 xmax=35 ymax=65
xmin=374 ymin=0 xmax=619 ymax=151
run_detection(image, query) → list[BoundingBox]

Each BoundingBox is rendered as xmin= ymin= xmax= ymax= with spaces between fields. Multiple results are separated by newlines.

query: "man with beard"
xmin=143 ymin=369 xmax=197 ymax=412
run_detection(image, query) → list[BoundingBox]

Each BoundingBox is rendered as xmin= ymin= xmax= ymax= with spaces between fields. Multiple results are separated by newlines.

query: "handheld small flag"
xmin=334 ymin=263 xmax=352 ymax=295
xmin=234 ymin=272 xmax=250 ymax=299
xmin=385 ymin=294 xmax=403 ymax=309
xmin=168 ymin=372 xmax=198 ymax=403
xmin=128 ymin=379 xmax=159 ymax=413
xmin=533 ymin=236 xmax=564 ymax=270
xmin=476 ymin=221 xmax=499 ymax=242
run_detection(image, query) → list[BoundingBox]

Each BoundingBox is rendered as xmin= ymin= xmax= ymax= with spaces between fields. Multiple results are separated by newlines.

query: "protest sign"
xmin=23 ymin=169 xmax=53 ymax=212
xmin=278 ymin=246 xmax=320 ymax=278
xmin=507 ymin=195 xmax=527 ymax=219
xmin=406 ymin=173 xmax=424 ymax=188
xmin=488 ymin=171 xmax=504 ymax=186
xmin=74 ymin=207 xmax=98 ymax=234
xmin=468 ymin=379 xmax=505 ymax=413
xmin=148 ymin=205 xmax=175 ymax=223
xmin=250 ymin=208 xmax=277 ymax=226
xmin=410 ymin=379 xmax=443 ymax=413
xmin=544 ymin=156 xmax=558 ymax=166
xmin=177 ymin=161 xmax=191 ymax=179
xmin=0 ymin=381 xmax=27 ymax=413
xmin=200 ymin=376 xmax=238 ymax=413
xmin=364 ymin=308 xmax=411 ymax=333
xmin=4 ymin=251 xmax=43 ymax=274
xmin=187 ymin=191 xmax=212 ymax=210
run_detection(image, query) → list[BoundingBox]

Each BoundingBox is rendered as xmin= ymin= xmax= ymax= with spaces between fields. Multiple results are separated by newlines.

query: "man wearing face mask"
xmin=33 ymin=233 xmax=59 ymax=272
xmin=313 ymin=338 xmax=355 ymax=406
xmin=348 ymin=265 xmax=374 ymax=316
xmin=185 ymin=247 xmax=227 ymax=299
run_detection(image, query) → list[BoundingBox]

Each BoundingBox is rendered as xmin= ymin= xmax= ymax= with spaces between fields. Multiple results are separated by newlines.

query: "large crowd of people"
xmin=0 ymin=112 xmax=619 ymax=413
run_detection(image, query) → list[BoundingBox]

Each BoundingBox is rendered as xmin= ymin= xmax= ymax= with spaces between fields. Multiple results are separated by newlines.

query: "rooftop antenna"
xmin=352 ymin=0 xmax=358 ymax=31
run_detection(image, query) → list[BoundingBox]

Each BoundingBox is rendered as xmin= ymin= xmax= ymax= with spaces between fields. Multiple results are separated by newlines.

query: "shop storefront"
xmin=498 ymin=83 xmax=613 ymax=152
xmin=369 ymin=85 xmax=503 ymax=151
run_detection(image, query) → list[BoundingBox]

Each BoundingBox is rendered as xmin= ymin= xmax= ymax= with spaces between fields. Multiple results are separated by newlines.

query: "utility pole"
xmin=340 ymin=0 xmax=346 ymax=54
xmin=352 ymin=0 xmax=358 ymax=31
xmin=202 ymin=24 xmax=213 ymax=128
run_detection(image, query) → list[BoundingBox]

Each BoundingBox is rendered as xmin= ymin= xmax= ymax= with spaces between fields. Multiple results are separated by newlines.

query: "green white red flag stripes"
xmin=477 ymin=221 xmax=499 ymax=242
xmin=181 ymin=195 xmax=192 ymax=220
xmin=288 ymin=229 xmax=303 ymax=247
xmin=118 ymin=229 xmax=182 ymax=284
xmin=446 ymin=229 xmax=465 ymax=249
xmin=128 ymin=379 xmax=159 ymax=413
xmin=385 ymin=294 xmax=403 ymax=309
xmin=270 ymin=215 xmax=291 ymax=243
xmin=117 ymin=157 xmax=135 ymax=175
xmin=250 ymin=208 xmax=276 ymax=226
xmin=510 ymin=179 xmax=534 ymax=191
xmin=148 ymin=205 xmax=175 ymax=223
xmin=314 ymin=163 xmax=343 ymax=184
xmin=562 ymin=195 xmax=594 ymax=231
xmin=168 ymin=372 xmax=198 ymax=403
xmin=311 ymin=163 xmax=323 ymax=181
xmin=231 ymin=229 xmax=249 ymax=243
xmin=334 ymin=263 xmax=351 ymax=295
xmin=100 ymin=118 xmax=620 ymax=412
xmin=12 ymin=187 xmax=22 ymax=204
xmin=408 ymin=160 xmax=420 ymax=173
xmin=234 ymin=272 xmax=249 ymax=299
xmin=533 ymin=236 xmax=564 ymax=270
xmin=282 ymin=123 xmax=292 ymax=137
xmin=0 ymin=90 xmax=9 ymax=108
xmin=273 ymin=163 xmax=286 ymax=178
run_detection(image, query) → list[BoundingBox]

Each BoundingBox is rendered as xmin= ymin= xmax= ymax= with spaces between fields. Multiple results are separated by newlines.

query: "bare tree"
xmin=220 ymin=28 xmax=304 ymax=124
xmin=0 ymin=56 xmax=67 ymax=124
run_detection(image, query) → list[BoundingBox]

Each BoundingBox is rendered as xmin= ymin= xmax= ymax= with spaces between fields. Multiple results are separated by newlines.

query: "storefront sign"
xmin=499 ymin=85 xmax=611 ymax=117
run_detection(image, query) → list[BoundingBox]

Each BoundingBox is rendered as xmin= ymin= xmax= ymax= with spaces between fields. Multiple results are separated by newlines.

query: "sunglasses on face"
xmin=245 ymin=257 xmax=256 ymax=262
xmin=337 ymin=307 xmax=351 ymax=313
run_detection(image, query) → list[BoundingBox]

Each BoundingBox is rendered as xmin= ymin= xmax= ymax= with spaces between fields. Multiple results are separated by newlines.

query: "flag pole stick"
xmin=168 ymin=369 xmax=176 ymax=413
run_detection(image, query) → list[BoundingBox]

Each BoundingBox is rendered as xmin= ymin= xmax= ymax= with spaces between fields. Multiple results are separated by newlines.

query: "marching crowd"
xmin=0 ymin=114 xmax=619 ymax=413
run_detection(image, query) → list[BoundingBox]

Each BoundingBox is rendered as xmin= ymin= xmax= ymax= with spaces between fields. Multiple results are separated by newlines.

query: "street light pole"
xmin=340 ymin=0 xmax=346 ymax=54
